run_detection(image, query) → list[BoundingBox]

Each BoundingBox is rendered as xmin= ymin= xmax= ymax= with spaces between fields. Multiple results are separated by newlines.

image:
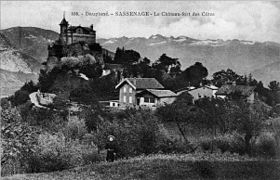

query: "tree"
xmin=113 ymin=47 xmax=141 ymax=64
xmin=79 ymin=63 xmax=102 ymax=79
xmin=1 ymin=108 xmax=39 ymax=175
xmin=268 ymin=81 xmax=280 ymax=91
xmin=11 ymin=90 xmax=30 ymax=106
xmin=181 ymin=62 xmax=208 ymax=87
xmin=230 ymin=101 xmax=267 ymax=155
xmin=20 ymin=81 xmax=38 ymax=93
xmin=156 ymin=93 xmax=198 ymax=144
xmin=212 ymin=69 xmax=242 ymax=87
xmin=195 ymin=97 xmax=231 ymax=153
xmin=142 ymin=57 xmax=150 ymax=64
xmin=153 ymin=54 xmax=180 ymax=73
xmin=195 ymin=97 xmax=231 ymax=135
xmin=1 ymin=98 xmax=11 ymax=110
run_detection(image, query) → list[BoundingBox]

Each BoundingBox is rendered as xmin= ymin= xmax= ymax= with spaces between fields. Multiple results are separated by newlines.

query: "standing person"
xmin=105 ymin=135 xmax=117 ymax=162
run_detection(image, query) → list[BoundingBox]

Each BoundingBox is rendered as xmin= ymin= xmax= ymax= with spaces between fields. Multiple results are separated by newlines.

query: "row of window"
xmin=123 ymin=87 xmax=133 ymax=93
xmin=144 ymin=97 xmax=155 ymax=103
xmin=123 ymin=96 xmax=156 ymax=104
xmin=123 ymin=96 xmax=133 ymax=103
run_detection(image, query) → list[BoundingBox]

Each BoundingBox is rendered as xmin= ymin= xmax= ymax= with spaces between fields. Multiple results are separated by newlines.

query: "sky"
xmin=1 ymin=1 xmax=280 ymax=42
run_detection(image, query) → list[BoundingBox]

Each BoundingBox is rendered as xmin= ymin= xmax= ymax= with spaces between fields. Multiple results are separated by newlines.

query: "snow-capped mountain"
xmin=98 ymin=35 xmax=280 ymax=85
xmin=1 ymin=26 xmax=280 ymax=97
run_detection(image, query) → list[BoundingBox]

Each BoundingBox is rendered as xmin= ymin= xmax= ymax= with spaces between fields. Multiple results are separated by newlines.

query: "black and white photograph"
xmin=1 ymin=1 xmax=280 ymax=179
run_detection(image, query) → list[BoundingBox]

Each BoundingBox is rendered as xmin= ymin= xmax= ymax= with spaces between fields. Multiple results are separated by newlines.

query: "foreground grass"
xmin=3 ymin=153 xmax=280 ymax=180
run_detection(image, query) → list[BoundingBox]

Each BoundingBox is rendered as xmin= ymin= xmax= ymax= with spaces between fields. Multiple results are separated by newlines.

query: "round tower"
xmin=59 ymin=12 xmax=69 ymax=44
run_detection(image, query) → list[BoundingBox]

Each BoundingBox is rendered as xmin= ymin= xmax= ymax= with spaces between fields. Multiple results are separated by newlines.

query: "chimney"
xmin=90 ymin=24 xmax=93 ymax=30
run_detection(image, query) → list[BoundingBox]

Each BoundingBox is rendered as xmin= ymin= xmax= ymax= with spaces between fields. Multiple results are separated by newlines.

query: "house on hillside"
xmin=176 ymin=85 xmax=218 ymax=102
xmin=215 ymin=84 xmax=256 ymax=103
xmin=115 ymin=78 xmax=177 ymax=108
xmin=136 ymin=89 xmax=177 ymax=108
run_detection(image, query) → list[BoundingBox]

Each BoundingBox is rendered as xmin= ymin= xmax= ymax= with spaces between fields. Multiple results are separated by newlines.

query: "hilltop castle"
xmin=45 ymin=15 xmax=117 ymax=75
xmin=59 ymin=15 xmax=96 ymax=45
xmin=47 ymin=15 xmax=114 ymax=59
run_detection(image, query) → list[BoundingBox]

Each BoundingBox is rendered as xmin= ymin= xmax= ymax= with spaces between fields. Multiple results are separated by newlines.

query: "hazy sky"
xmin=1 ymin=1 xmax=280 ymax=42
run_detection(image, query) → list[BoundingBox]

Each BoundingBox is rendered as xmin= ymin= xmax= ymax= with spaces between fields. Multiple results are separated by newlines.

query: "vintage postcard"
xmin=1 ymin=1 xmax=280 ymax=179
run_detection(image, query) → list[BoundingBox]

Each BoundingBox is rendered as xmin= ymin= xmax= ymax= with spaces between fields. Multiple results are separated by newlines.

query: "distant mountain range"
xmin=1 ymin=27 xmax=280 ymax=96
xmin=0 ymin=27 xmax=58 ymax=97
xmin=98 ymin=34 xmax=280 ymax=85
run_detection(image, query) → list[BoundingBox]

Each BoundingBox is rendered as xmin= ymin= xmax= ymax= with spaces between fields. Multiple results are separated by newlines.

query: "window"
xmin=144 ymin=97 xmax=149 ymax=103
xmin=129 ymin=96 xmax=132 ymax=103
xmin=129 ymin=88 xmax=132 ymax=93
xmin=123 ymin=87 xmax=126 ymax=93
xmin=143 ymin=97 xmax=156 ymax=103
xmin=123 ymin=96 xmax=126 ymax=102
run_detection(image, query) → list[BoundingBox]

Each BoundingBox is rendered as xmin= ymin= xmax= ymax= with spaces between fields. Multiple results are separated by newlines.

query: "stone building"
xmin=59 ymin=15 xmax=96 ymax=45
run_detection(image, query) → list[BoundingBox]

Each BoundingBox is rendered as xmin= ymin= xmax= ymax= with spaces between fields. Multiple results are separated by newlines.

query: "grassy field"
xmin=3 ymin=153 xmax=280 ymax=180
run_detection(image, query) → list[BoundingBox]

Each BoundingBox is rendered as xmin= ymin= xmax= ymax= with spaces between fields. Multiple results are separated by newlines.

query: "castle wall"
xmin=63 ymin=33 xmax=96 ymax=45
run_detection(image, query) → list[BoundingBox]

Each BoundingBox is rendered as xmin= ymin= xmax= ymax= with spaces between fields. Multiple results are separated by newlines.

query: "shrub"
xmin=27 ymin=132 xmax=84 ymax=173
xmin=215 ymin=135 xmax=231 ymax=153
xmin=82 ymin=151 xmax=103 ymax=164
xmin=199 ymin=138 xmax=212 ymax=152
xmin=228 ymin=133 xmax=246 ymax=155
xmin=156 ymin=138 xmax=192 ymax=154
xmin=1 ymin=108 xmax=40 ymax=176
xmin=255 ymin=132 xmax=277 ymax=158
xmin=12 ymin=90 xmax=30 ymax=106
xmin=26 ymin=108 xmax=67 ymax=132
xmin=1 ymin=97 xmax=11 ymax=110
xmin=91 ymin=109 xmax=160 ymax=158
xmin=63 ymin=117 xmax=87 ymax=140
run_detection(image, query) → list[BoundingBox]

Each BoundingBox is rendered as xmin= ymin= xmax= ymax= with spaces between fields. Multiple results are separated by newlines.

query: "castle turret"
xmin=59 ymin=12 xmax=69 ymax=44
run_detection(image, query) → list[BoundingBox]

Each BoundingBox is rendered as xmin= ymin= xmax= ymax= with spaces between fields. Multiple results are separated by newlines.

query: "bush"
xmin=27 ymin=132 xmax=84 ymax=173
xmin=255 ymin=132 xmax=277 ymax=158
xmin=1 ymin=108 xmax=40 ymax=176
xmin=197 ymin=134 xmax=246 ymax=155
xmin=156 ymin=138 xmax=192 ymax=154
xmin=228 ymin=133 xmax=246 ymax=155
xmin=63 ymin=117 xmax=87 ymax=140
xmin=200 ymin=139 xmax=212 ymax=152
xmin=26 ymin=108 xmax=67 ymax=132
xmin=11 ymin=90 xmax=30 ymax=106
xmin=215 ymin=135 xmax=231 ymax=153
xmin=91 ymin=109 xmax=161 ymax=158
xmin=82 ymin=151 xmax=103 ymax=164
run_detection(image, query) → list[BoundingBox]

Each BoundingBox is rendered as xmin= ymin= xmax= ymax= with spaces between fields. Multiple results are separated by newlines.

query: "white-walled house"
xmin=136 ymin=89 xmax=177 ymax=108
xmin=176 ymin=85 xmax=218 ymax=102
xmin=115 ymin=78 xmax=177 ymax=108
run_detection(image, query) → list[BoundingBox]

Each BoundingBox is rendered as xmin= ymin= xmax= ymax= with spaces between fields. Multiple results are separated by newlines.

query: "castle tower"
xmin=59 ymin=12 xmax=69 ymax=44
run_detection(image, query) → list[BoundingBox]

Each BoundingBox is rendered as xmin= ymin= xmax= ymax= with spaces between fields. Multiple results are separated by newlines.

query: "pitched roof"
xmin=137 ymin=89 xmax=177 ymax=98
xmin=216 ymin=85 xmax=256 ymax=97
xmin=115 ymin=78 xmax=164 ymax=89
xmin=59 ymin=18 xmax=68 ymax=25
xmin=176 ymin=85 xmax=218 ymax=94
xmin=68 ymin=26 xmax=95 ymax=33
